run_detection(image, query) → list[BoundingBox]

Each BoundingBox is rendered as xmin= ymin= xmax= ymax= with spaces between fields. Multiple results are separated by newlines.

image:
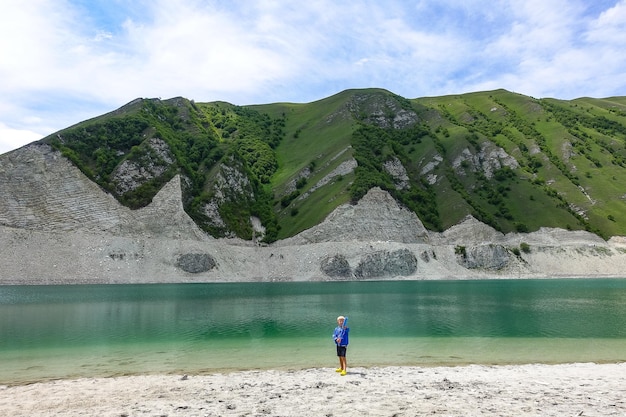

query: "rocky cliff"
xmin=1 ymin=144 xmax=626 ymax=284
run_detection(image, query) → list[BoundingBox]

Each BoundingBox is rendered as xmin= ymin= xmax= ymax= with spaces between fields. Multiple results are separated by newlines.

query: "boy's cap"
xmin=337 ymin=316 xmax=345 ymax=321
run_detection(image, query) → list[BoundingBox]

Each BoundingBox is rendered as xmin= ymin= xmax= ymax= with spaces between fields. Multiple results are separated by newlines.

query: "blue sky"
xmin=2 ymin=0 xmax=626 ymax=154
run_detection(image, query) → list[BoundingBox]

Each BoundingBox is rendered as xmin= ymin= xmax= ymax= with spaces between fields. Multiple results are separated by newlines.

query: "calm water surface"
xmin=1 ymin=279 xmax=626 ymax=384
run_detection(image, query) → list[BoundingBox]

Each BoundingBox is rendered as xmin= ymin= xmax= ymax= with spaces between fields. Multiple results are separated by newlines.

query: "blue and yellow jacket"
xmin=332 ymin=326 xmax=350 ymax=346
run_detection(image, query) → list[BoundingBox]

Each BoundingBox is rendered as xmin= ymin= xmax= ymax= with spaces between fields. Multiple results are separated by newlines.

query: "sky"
xmin=2 ymin=0 xmax=626 ymax=155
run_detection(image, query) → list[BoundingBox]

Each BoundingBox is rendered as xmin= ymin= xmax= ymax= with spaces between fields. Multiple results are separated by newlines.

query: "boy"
xmin=332 ymin=315 xmax=349 ymax=376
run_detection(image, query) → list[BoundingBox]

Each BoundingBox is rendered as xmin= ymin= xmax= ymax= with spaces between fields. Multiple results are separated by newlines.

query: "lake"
xmin=1 ymin=279 xmax=626 ymax=384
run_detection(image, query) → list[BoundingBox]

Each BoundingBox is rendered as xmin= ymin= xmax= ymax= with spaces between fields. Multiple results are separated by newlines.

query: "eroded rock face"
xmin=348 ymin=93 xmax=419 ymax=129
xmin=111 ymin=137 xmax=175 ymax=195
xmin=354 ymin=248 xmax=418 ymax=279
xmin=200 ymin=156 xmax=256 ymax=236
xmin=452 ymin=143 xmax=519 ymax=180
xmin=320 ymin=248 xmax=420 ymax=279
xmin=383 ymin=156 xmax=410 ymax=190
xmin=0 ymin=143 xmax=208 ymax=240
xmin=457 ymin=244 xmax=511 ymax=270
xmin=0 ymin=143 xmax=134 ymax=233
xmin=176 ymin=253 xmax=217 ymax=273
xmin=301 ymin=158 xmax=358 ymax=198
xmin=433 ymin=215 xmax=504 ymax=246
xmin=320 ymin=254 xmax=352 ymax=279
xmin=283 ymin=187 xmax=429 ymax=245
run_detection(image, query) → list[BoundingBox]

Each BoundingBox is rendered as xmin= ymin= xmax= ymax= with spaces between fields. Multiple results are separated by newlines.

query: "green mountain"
xmin=42 ymin=89 xmax=626 ymax=241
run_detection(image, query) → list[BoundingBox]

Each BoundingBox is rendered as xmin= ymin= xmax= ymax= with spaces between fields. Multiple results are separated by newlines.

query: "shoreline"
xmin=4 ymin=329 xmax=626 ymax=388
xmin=3 ymin=275 xmax=626 ymax=286
xmin=2 ymin=363 xmax=625 ymax=416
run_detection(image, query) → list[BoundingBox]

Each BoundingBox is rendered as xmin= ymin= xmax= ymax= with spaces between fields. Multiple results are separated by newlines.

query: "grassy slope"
xmin=252 ymin=90 xmax=361 ymax=238
xmin=413 ymin=90 xmax=626 ymax=237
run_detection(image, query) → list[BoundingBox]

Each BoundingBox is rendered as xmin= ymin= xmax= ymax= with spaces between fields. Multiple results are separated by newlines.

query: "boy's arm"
xmin=333 ymin=328 xmax=343 ymax=343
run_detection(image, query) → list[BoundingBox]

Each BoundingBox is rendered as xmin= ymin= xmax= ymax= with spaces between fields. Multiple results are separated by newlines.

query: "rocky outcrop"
xmin=348 ymin=93 xmax=419 ymax=129
xmin=134 ymin=175 xmax=209 ymax=240
xmin=354 ymin=249 xmax=418 ymax=278
xmin=320 ymin=254 xmax=352 ymax=279
xmin=456 ymin=244 xmax=511 ymax=270
xmin=200 ymin=156 xmax=256 ymax=236
xmin=176 ymin=253 xmax=217 ymax=273
xmin=304 ymin=158 xmax=358 ymax=197
xmin=111 ymin=137 xmax=174 ymax=194
xmin=431 ymin=215 xmax=504 ymax=245
xmin=453 ymin=143 xmax=519 ymax=179
xmin=279 ymin=187 xmax=430 ymax=245
xmin=320 ymin=249 xmax=418 ymax=279
xmin=383 ymin=156 xmax=410 ymax=190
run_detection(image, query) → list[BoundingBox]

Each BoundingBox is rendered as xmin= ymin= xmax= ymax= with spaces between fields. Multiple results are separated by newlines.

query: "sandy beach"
xmin=2 ymin=363 xmax=625 ymax=416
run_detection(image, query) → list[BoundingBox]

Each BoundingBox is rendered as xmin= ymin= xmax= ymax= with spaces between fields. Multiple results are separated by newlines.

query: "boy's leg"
xmin=336 ymin=346 xmax=343 ymax=371
xmin=340 ymin=355 xmax=347 ymax=371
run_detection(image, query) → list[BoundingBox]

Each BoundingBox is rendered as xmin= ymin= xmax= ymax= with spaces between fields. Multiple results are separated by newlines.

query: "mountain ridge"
xmin=2 ymin=88 xmax=626 ymax=283
xmin=17 ymin=89 xmax=626 ymax=241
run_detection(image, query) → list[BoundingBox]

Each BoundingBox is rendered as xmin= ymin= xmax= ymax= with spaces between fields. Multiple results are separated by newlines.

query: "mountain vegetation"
xmin=43 ymin=89 xmax=626 ymax=242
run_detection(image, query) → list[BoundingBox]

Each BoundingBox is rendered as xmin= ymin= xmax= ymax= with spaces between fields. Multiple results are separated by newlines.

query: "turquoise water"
xmin=1 ymin=279 xmax=626 ymax=384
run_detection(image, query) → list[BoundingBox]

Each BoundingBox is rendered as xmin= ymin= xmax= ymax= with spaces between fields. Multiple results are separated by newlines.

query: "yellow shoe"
xmin=335 ymin=368 xmax=342 ymax=372
xmin=340 ymin=370 xmax=347 ymax=376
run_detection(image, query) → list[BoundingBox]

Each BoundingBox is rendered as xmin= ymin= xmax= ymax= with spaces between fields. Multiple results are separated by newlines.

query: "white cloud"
xmin=0 ymin=123 xmax=43 ymax=154
xmin=587 ymin=0 xmax=626 ymax=42
xmin=0 ymin=1 xmax=73 ymax=92
xmin=460 ymin=0 xmax=626 ymax=98
xmin=1 ymin=0 xmax=626 ymax=154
